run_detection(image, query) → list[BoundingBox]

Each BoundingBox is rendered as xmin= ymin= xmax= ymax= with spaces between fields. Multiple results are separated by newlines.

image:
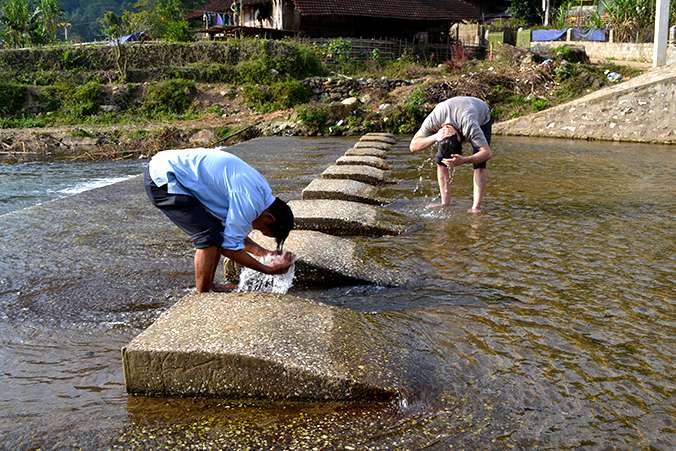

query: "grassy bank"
xmin=0 ymin=39 xmax=643 ymax=159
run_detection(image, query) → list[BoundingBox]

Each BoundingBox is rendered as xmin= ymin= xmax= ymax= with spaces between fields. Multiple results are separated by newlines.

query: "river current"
xmin=0 ymin=136 xmax=673 ymax=448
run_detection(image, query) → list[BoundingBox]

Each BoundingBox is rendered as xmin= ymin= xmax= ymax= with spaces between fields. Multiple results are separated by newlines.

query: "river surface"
xmin=0 ymin=136 xmax=673 ymax=449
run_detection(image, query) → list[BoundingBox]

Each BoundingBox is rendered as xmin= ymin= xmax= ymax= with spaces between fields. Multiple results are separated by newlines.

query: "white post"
xmin=542 ymin=0 xmax=550 ymax=26
xmin=653 ymin=0 xmax=671 ymax=67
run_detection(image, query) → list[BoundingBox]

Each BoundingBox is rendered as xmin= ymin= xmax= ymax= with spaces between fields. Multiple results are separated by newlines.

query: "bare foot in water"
xmin=426 ymin=202 xmax=449 ymax=209
xmin=467 ymin=207 xmax=481 ymax=214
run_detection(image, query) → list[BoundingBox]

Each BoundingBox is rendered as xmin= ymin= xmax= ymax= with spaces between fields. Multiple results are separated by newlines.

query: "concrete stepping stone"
xmin=122 ymin=292 xmax=408 ymax=400
xmin=344 ymin=147 xmax=388 ymax=158
xmin=288 ymin=199 xmax=405 ymax=237
xmin=336 ymin=155 xmax=389 ymax=170
xmin=359 ymin=135 xmax=397 ymax=145
xmin=354 ymin=141 xmax=392 ymax=150
xmin=321 ymin=164 xmax=392 ymax=185
xmin=364 ymin=132 xmax=396 ymax=139
xmin=302 ymin=178 xmax=386 ymax=205
xmin=244 ymin=230 xmax=409 ymax=287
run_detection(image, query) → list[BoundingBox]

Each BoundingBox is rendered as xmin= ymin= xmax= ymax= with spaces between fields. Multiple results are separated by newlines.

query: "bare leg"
xmin=194 ymin=246 xmax=221 ymax=292
xmin=470 ymin=168 xmax=488 ymax=213
xmin=428 ymin=164 xmax=450 ymax=208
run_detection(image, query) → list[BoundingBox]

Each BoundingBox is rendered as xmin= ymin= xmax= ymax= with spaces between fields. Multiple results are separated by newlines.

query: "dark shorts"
xmin=144 ymin=166 xmax=223 ymax=249
xmin=435 ymin=119 xmax=492 ymax=170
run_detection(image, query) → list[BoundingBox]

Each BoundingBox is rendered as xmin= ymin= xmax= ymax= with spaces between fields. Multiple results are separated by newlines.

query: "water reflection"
xmin=0 ymin=136 xmax=673 ymax=448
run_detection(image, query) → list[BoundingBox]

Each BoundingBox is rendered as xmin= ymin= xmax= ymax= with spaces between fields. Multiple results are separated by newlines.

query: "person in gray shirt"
xmin=409 ymin=96 xmax=493 ymax=213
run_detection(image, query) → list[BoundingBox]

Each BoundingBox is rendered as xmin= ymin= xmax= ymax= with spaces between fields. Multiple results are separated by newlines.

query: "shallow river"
xmin=0 ymin=136 xmax=673 ymax=448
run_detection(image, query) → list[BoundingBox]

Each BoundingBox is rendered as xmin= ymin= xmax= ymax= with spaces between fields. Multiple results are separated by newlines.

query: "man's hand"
xmin=434 ymin=124 xmax=457 ymax=143
xmin=442 ymin=154 xmax=468 ymax=167
xmin=264 ymin=251 xmax=296 ymax=275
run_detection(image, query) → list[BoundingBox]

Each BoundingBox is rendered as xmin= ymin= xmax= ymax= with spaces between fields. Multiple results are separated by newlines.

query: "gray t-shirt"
xmin=418 ymin=96 xmax=491 ymax=148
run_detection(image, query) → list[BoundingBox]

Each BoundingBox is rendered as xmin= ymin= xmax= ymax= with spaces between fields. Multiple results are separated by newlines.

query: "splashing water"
xmin=237 ymin=255 xmax=295 ymax=294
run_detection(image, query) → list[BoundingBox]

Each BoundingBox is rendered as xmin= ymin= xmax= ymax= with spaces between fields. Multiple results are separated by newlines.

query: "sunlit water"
xmin=0 ymin=136 xmax=673 ymax=449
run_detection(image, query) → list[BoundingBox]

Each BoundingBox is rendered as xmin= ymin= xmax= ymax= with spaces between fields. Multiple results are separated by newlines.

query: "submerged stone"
xmin=289 ymin=199 xmax=405 ymax=237
xmin=302 ymin=179 xmax=386 ymax=205
xmin=344 ymin=147 xmax=388 ymax=158
xmin=321 ymin=164 xmax=392 ymax=185
xmin=354 ymin=141 xmax=392 ymax=150
xmin=336 ymin=155 xmax=389 ymax=170
xmin=122 ymin=292 xmax=407 ymax=400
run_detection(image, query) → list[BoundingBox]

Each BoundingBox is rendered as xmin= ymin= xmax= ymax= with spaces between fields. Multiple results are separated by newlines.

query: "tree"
xmin=98 ymin=10 xmax=128 ymax=81
xmin=122 ymin=0 xmax=190 ymax=41
xmin=508 ymin=0 xmax=540 ymax=24
xmin=35 ymin=0 xmax=64 ymax=43
xmin=1 ymin=0 xmax=33 ymax=47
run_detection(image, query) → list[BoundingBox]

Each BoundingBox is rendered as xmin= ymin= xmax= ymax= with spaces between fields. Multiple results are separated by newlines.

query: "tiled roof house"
xmin=188 ymin=0 xmax=479 ymax=39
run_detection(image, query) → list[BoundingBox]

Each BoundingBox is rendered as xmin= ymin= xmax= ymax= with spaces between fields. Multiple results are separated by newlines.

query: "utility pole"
xmin=653 ymin=0 xmax=671 ymax=67
xmin=542 ymin=0 xmax=550 ymax=26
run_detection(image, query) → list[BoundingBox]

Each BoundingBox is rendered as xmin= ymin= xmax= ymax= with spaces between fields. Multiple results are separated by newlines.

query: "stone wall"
xmin=532 ymin=41 xmax=676 ymax=64
xmin=493 ymin=65 xmax=676 ymax=144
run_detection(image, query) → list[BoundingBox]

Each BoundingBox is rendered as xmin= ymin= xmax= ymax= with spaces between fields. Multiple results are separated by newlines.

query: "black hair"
xmin=438 ymin=134 xmax=462 ymax=156
xmin=267 ymin=197 xmax=294 ymax=253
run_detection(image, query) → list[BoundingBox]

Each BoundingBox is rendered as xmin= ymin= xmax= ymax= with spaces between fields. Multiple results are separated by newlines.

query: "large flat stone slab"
xmin=321 ymin=164 xmax=392 ymax=185
xmin=302 ymin=178 xmax=386 ymax=205
xmin=225 ymin=230 xmax=409 ymax=287
xmin=359 ymin=135 xmax=397 ymax=145
xmin=122 ymin=292 xmax=407 ymax=400
xmin=364 ymin=132 xmax=396 ymax=139
xmin=289 ymin=199 xmax=405 ymax=237
xmin=354 ymin=141 xmax=392 ymax=150
xmin=336 ymin=155 xmax=389 ymax=170
xmin=344 ymin=147 xmax=388 ymax=158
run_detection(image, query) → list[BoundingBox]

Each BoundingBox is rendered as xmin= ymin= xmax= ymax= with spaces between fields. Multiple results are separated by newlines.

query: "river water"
xmin=0 ymin=136 xmax=673 ymax=448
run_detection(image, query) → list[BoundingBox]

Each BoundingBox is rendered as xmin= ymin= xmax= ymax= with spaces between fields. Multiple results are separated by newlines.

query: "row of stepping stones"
xmin=122 ymin=134 xmax=415 ymax=401
xmin=235 ymin=133 xmax=410 ymax=288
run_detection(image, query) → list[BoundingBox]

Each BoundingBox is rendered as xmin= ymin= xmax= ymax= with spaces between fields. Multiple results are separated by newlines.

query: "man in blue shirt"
xmin=144 ymin=148 xmax=295 ymax=292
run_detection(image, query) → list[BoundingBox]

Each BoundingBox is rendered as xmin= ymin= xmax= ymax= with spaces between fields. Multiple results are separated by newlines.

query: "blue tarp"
xmin=571 ymin=28 xmax=607 ymax=41
xmin=532 ymin=29 xmax=567 ymax=41
xmin=109 ymin=31 xmax=146 ymax=45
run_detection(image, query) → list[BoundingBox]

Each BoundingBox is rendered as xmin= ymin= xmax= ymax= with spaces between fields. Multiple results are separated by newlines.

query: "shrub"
xmin=241 ymin=83 xmax=275 ymax=112
xmin=296 ymin=102 xmax=349 ymax=131
xmin=68 ymin=81 xmax=104 ymax=117
xmin=386 ymin=86 xmax=429 ymax=134
xmin=270 ymin=80 xmax=311 ymax=109
xmin=0 ymin=82 xmax=27 ymax=116
xmin=531 ymin=98 xmax=550 ymax=112
xmin=242 ymin=80 xmax=311 ymax=113
xmin=142 ymin=79 xmax=196 ymax=115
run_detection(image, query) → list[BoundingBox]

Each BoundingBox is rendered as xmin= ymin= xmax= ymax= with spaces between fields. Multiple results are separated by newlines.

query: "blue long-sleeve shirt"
xmin=148 ymin=148 xmax=275 ymax=251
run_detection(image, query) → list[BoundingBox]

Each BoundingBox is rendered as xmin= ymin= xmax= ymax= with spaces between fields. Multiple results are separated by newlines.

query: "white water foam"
xmin=237 ymin=255 xmax=295 ymax=294
xmin=57 ymin=175 xmax=136 ymax=195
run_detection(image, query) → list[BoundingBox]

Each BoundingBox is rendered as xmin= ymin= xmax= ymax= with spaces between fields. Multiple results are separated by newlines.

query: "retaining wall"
xmin=531 ymin=41 xmax=676 ymax=64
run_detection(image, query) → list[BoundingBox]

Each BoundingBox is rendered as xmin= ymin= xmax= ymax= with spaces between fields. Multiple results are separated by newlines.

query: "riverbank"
xmin=0 ymin=39 xmax=646 ymax=162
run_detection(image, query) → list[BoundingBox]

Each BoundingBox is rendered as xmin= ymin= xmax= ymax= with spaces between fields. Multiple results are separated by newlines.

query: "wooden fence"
xmin=296 ymin=37 xmax=456 ymax=62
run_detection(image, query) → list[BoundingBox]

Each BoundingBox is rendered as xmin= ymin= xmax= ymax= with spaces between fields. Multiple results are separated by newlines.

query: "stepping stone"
xmin=122 ymin=291 xmax=409 ymax=400
xmin=359 ymin=135 xmax=397 ymax=145
xmin=354 ymin=141 xmax=392 ymax=150
xmin=364 ymin=132 xmax=396 ymax=139
xmin=321 ymin=164 xmax=392 ymax=185
xmin=302 ymin=178 xmax=386 ymax=205
xmin=344 ymin=147 xmax=388 ymax=158
xmin=336 ymin=155 xmax=389 ymax=170
xmin=243 ymin=230 xmax=409 ymax=287
xmin=288 ymin=199 xmax=405 ymax=237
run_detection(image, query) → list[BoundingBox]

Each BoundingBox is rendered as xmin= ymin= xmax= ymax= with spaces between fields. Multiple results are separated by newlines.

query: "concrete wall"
xmin=493 ymin=65 xmax=676 ymax=144
xmin=531 ymin=41 xmax=676 ymax=64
